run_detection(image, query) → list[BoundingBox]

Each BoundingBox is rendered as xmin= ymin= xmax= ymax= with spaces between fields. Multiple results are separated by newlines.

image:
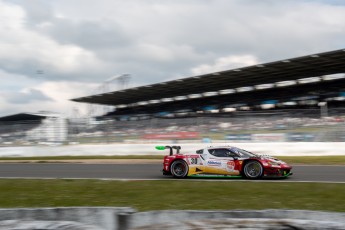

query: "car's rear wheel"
xmin=170 ymin=160 xmax=188 ymax=178
xmin=243 ymin=161 xmax=263 ymax=179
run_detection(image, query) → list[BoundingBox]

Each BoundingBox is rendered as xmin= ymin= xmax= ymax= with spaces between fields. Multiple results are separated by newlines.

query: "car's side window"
xmin=208 ymin=148 xmax=237 ymax=158
xmin=215 ymin=149 xmax=228 ymax=157
xmin=208 ymin=149 xmax=218 ymax=157
xmin=196 ymin=149 xmax=203 ymax=154
xmin=227 ymin=150 xmax=240 ymax=158
xmin=230 ymin=149 xmax=242 ymax=157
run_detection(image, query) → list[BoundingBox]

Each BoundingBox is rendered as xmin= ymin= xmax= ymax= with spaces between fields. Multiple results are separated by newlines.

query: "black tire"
xmin=170 ymin=160 xmax=189 ymax=178
xmin=243 ymin=160 xmax=263 ymax=179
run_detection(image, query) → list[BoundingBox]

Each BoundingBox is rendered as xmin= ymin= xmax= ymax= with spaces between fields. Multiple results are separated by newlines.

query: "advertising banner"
xmin=225 ymin=134 xmax=252 ymax=141
xmin=287 ymin=133 xmax=315 ymax=142
xmin=252 ymin=133 xmax=285 ymax=142
xmin=143 ymin=132 xmax=199 ymax=139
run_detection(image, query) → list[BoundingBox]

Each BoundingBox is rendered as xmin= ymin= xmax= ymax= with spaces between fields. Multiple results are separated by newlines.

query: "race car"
xmin=156 ymin=145 xmax=292 ymax=179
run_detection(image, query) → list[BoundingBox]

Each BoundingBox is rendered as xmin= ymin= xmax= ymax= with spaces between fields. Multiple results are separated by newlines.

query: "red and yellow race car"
xmin=156 ymin=145 xmax=292 ymax=179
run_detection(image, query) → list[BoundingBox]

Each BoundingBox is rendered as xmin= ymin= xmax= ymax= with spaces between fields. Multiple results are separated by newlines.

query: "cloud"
xmin=33 ymin=81 xmax=101 ymax=117
xmin=5 ymin=0 xmax=345 ymax=85
xmin=0 ymin=79 xmax=100 ymax=117
xmin=0 ymin=1 xmax=107 ymax=82
xmin=36 ymin=18 xmax=132 ymax=51
xmin=191 ymin=55 xmax=258 ymax=75
xmin=1 ymin=0 xmax=345 ymax=117
xmin=2 ymin=88 xmax=53 ymax=104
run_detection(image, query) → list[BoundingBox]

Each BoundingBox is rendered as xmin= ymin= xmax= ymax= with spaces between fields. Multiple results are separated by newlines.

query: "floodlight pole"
xmin=105 ymin=74 xmax=131 ymax=91
xmin=102 ymin=74 xmax=130 ymax=115
xmin=87 ymin=74 xmax=131 ymax=118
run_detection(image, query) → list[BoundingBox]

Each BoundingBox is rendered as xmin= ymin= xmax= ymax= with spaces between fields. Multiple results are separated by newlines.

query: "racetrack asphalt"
xmin=0 ymin=163 xmax=344 ymax=182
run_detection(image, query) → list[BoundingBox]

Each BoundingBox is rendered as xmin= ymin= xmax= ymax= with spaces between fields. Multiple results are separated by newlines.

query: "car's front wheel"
xmin=170 ymin=160 xmax=189 ymax=178
xmin=243 ymin=161 xmax=263 ymax=179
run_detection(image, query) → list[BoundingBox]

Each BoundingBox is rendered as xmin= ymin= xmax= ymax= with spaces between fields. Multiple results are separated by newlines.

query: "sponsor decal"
xmin=226 ymin=161 xmax=235 ymax=172
xmin=225 ymin=134 xmax=252 ymax=141
xmin=287 ymin=132 xmax=315 ymax=142
xmin=252 ymin=133 xmax=285 ymax=142
xmin=207 ymin=160 xmax=221 ymax=166
xmin=143 ymin=132 xmax=199 ymax=139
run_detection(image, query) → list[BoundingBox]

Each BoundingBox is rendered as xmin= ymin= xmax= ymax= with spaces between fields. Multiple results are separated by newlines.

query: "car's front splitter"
xmin=263 ymin=167 xmax=292 ymax=177
xmin=263 ymin=172 xmax=293 ymax=178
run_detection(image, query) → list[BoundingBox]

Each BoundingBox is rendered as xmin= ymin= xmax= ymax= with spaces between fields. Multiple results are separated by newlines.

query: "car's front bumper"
xmin=263 ymin=167 xmax=293 ymax=178
xmin=162 ymin=169 xmax=171 ymax=175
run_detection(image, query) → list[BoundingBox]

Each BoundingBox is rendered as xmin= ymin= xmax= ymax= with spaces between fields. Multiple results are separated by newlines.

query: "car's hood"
xmin=259 ymin=154 xmax=286 ymax=164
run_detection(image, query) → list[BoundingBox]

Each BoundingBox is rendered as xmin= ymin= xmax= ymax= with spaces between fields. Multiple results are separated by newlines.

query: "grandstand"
xmin=4 ymin=49 xmax=345 ymax=146
xmin=72 ymin=49 xmax=345 ymax=120
xmin=66 ymin=48 xmax=345 ymax=143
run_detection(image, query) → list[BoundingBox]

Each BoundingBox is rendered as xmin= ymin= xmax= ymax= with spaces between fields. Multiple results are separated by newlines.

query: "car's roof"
xmin=206 ymin=146 xmax=236 ymax=149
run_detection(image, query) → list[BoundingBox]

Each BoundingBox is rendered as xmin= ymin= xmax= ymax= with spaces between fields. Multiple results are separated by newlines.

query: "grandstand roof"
xmin=0 ymin=113 xmax=46 ymax=122
xmin=72 ymin=48 xmax=345 ymax=107
xmin=0 ymin=112 xmax=63 ymax=122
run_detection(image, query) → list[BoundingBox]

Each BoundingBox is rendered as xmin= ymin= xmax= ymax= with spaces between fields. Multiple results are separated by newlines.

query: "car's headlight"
xmin=268 ymin=161 xmax=281 ymax=166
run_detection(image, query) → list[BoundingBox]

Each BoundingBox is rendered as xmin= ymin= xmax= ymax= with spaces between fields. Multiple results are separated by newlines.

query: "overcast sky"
xmin=1 ymin=0 xmax=345 ymax=118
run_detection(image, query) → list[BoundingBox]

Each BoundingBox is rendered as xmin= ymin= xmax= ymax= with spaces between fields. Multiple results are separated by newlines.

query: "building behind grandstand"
xmin=0 ymin=112 xmax=67 ymax=146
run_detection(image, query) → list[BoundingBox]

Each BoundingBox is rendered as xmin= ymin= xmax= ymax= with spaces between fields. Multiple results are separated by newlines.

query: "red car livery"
xmin=156 ymin=145 xmax=292 ymax=179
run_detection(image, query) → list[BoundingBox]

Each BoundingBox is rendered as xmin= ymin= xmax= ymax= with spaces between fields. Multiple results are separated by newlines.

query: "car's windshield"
xmin=230 ymin=147 xmax=258 ymax=158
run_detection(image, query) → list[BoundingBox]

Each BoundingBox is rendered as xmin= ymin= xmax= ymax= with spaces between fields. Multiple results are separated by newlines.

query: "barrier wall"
xmin=0 ymin=207 xmax=134 ymax=230
xmin=0 ymin=208 xmax=344 ymax=230
xmin=127 ymin=209 xmax=345 ymax=229
xmin=1 ymin=142 xmax=345 ymax=157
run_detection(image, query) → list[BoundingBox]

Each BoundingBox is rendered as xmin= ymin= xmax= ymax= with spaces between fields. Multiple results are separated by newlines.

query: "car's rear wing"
xmin=155 ymin=145 xmax=181 ymax=156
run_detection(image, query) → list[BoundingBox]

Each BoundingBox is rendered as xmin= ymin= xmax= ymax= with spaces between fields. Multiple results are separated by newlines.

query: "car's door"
xmin=204 ymin=148 xmax=240 ymax=175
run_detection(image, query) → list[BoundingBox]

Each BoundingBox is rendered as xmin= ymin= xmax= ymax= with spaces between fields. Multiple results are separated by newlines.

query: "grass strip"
xmin=277 ymin=156 xmax=345 ymax=165
xmin=0 ymin=155 xmax=344 ymax=165
xmin=0 ymin=179 xmax=344 ymax=212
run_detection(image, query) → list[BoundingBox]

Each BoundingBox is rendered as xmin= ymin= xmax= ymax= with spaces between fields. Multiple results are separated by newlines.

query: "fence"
xmin=1 ymin=109 xmax=345 ymax=146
